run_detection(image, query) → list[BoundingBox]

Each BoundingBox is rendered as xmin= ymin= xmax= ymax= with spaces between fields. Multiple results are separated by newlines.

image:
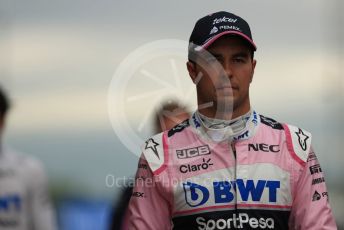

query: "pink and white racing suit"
xmin=128 ymin=110 xmax=337 ymax=229
xmin=0 ymin=147 xmax=56 ymax=230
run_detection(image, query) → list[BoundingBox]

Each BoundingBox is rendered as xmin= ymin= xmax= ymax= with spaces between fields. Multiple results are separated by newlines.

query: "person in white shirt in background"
xmin=0 ymin=86 xmax=57 ymax=230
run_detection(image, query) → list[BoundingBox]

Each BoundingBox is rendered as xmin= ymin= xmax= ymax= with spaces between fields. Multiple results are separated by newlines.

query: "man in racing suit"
xmin=127 ymin=11 xmax=337 ymax=229
xmin=0 ymin=87 xmax=56 ymax=230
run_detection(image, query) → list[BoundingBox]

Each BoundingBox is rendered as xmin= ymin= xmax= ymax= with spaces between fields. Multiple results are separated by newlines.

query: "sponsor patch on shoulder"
xmin=260 ymin=115 xmax=284 ymax=130
xmin=168 ymin=119 xmax=190 ymax=137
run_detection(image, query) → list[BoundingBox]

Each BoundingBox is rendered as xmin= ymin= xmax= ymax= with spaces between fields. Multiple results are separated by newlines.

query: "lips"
xmin=216 ymin=85 xmax=238 ymax=90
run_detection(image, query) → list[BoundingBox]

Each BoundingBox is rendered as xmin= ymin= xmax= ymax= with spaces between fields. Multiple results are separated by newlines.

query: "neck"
xmin=193 ymin=108 xmax=256 ymax=142
xmin=197 ymin=99 xmax=251 ymax=120
xmin=198 ymin=109 xmax=252 ymax=130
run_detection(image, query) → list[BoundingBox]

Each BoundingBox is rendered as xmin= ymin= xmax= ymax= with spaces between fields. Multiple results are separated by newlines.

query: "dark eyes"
xmin=233 ymin=57 xmax=246 ymax=63
xmin=206 ymin=56 xmax=247 ymax=64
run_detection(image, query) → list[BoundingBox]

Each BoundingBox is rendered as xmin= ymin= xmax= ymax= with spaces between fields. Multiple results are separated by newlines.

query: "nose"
xmin=222 ymin=61 xmax=233 ymax=79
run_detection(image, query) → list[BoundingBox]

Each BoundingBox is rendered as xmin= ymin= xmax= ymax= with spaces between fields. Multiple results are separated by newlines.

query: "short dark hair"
xmin=0 ymin=86 xmax=10 ymax=117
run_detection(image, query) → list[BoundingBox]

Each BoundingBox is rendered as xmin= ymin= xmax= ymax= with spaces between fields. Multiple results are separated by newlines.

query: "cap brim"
xmin=202 ymin=31 xmax=257 ymax=51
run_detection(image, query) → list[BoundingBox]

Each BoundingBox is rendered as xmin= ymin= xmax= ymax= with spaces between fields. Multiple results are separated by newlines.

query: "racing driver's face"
xmin=187 ymin=35 xmax=256 ymax=119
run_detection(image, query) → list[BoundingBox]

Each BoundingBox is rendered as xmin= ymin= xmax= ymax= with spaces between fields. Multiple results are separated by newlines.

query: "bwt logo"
xmin=183 ymin=179 xmax=280 ymax=207
xmin=0 ymin=195 xmax=21 ymax=212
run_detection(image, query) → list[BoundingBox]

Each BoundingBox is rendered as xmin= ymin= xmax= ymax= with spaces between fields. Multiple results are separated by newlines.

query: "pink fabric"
xmin=154 ymin=133 xmax=169 ymax=175
xmin=120 ymin=207 xmax=130 ymax=230
xmin=127 ymin=113 xmax=337 ymax=229
xmin=127 ymin=156 xmax=172 ymax=230
xmin=174 ymin=204 xmax=235 ymax=216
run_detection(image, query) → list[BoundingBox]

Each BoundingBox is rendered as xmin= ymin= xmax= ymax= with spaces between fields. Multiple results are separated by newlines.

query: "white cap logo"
xmin=209 ymin=26 xmax=218 ymax=35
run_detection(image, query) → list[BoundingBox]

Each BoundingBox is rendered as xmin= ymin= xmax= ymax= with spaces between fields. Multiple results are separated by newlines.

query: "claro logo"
xmin=183 ymin=179 xmax=280 ymax=207
xmin=180 ymin=158 xmax=213 ymax=174
xmin=196 ymin=213 xmax=274 ymax=229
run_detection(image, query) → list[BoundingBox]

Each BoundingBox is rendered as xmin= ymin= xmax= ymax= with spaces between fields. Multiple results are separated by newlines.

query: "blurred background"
xmin=0 ymin=0 xmax=343 ymax=229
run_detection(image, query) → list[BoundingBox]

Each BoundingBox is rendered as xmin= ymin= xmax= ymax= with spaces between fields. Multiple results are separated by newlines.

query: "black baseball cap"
xmin=189 ymin=11 xmax=256 ymax=53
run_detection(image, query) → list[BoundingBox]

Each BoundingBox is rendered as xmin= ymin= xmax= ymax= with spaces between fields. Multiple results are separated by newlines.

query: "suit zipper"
xmin=230 ymin=142 xmax=238 ymax=213
xmin=231 ymin=142 xmax=237 ymax=159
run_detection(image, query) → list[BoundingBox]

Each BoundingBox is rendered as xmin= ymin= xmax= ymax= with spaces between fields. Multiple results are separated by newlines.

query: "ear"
xmin=186 ymin=61 xmax=197 ymax=84
xmin=250 ymin=59 xmax=257 ymax=82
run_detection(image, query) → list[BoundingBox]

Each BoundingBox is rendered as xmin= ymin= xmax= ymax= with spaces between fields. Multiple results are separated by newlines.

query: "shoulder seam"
xmin=154 ymin=133 xmax=169 ymax=175
xmin=167 ymin=119 xmax=190 ymax=137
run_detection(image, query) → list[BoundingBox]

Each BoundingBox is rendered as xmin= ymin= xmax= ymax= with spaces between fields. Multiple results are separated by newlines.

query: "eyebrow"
xmin=208 ymin=52 xmax=223 ymax=59
xmin=208 ymin=51 xmax=250 ymax=59
xmin=208 ymin=51 xmax=221 ymax=56
xmin=232 ymin=52 xmax=250 ymax=58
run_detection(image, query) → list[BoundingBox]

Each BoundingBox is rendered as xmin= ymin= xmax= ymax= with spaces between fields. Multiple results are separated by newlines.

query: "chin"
xmin=215 ymin=96 xmax=235 ymax=113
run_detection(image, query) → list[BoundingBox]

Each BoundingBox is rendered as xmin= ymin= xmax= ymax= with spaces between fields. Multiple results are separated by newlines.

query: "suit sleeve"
xmin=127 ymin=154 xmax=172 ymax=230
xmin=27 ymin=160 xmax=57 ymax=230
xmin=289 ymin=148 xmax=337 ymax=229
